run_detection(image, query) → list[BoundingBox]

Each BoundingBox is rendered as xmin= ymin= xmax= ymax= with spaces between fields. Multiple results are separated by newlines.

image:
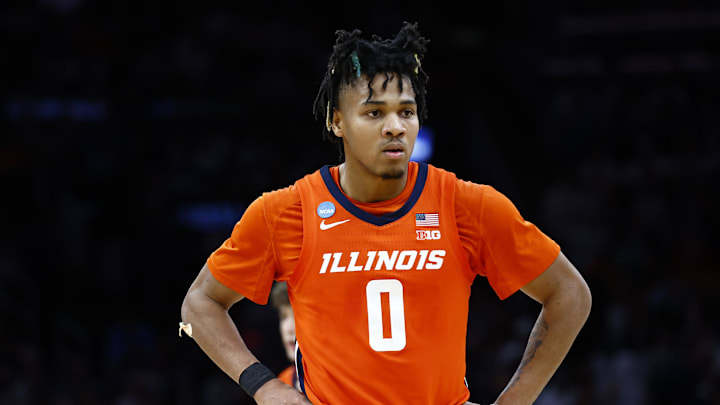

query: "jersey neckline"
xmin=319 ymin=162 xmax=428 ymax=226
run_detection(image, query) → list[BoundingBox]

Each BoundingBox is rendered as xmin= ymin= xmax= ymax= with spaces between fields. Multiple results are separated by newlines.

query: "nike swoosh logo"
xmin=320 ymin=219 xmax=350 ymax=230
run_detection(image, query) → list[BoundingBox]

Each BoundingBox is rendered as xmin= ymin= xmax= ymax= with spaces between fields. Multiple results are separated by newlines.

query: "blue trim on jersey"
xmin=319 ymin=162 xmax=428 ymax=226
xmin=296 ymin=345 xmax=307 ymax=396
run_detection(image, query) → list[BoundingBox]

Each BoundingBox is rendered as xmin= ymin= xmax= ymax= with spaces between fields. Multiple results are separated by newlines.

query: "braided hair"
xmin=313 ymin=21 xmax=430 ymax=159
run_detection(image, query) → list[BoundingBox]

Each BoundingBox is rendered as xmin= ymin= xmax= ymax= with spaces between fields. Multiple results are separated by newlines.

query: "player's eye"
xmin=367 ymin=110 xmax=380 ymax=117
xmin=402 ymin=109 xmax=416 ymax=118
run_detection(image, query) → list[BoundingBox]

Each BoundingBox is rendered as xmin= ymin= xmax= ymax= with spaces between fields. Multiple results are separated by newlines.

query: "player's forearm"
xmin=181 ymin=291 xmax=259 ymax=382
xmin=495 ymin=286 xmax=591 ymax=404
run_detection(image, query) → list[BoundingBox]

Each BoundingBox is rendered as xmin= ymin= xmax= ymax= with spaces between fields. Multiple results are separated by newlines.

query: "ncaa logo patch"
xmin=317 ymin=201 xmax=336 ymax=219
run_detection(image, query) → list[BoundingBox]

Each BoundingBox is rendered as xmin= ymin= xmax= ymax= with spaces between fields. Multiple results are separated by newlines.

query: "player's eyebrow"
xmin=363 ymin=99 xmax=417 ymax=106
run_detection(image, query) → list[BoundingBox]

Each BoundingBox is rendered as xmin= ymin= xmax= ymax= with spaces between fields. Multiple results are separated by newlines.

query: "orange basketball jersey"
xmin=278 ymin=365 xmax=298 ymax=390
xmin=290 ymin=162 xmax=474 ymax=404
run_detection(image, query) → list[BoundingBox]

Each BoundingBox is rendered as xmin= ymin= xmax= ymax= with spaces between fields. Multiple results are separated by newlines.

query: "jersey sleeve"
xmin=207 ymin=195 xmax=277 ymax=304
xmin=207 ymin=184 xmax=303 ymax=304
xmin=456 ymin=181 xmax=560 ymax=300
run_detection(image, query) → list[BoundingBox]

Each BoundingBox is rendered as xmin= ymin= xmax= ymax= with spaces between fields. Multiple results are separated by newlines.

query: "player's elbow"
xmin=546 ymin=276 xmax=592 ymax=326
xmin=566 ymin=278 xmax=592 ymax=323
xmin=579 ymin=282 xmax=592 ymax=320
xmin=181 ymin=288 xmax=203 ymax=325
xmin=180 ymin=292 xmax=192 ymax=324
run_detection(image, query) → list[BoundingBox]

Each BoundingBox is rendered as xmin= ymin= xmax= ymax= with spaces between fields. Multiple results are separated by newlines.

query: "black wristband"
xmin=239 ymin=362 xmax=276 ymax=397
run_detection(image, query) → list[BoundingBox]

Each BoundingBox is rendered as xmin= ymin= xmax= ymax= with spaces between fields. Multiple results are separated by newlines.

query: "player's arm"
xmin=181 ymin=264 xmax=310 ymax=404
xmin=494 ymin=251 xmax=591 ymax=404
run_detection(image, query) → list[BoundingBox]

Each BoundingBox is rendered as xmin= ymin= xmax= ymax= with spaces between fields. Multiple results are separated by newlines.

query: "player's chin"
xmin=374 ymin=156 xmax=408 ymax=180
xmin=379 ymin=166 xmax=406 ymax=180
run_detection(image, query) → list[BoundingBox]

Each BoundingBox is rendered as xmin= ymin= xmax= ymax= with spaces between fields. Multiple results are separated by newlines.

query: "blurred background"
xmin=2 ymin=1 xmax=719 ymax=404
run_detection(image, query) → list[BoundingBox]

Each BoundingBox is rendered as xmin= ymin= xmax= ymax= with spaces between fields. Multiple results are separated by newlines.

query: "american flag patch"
xmin=415 ymin=213 xmax=439 ymax=227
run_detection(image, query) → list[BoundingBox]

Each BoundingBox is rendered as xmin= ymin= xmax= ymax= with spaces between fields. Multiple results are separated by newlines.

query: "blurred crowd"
xmin=2 ymin=1 xmax=718 ymax=404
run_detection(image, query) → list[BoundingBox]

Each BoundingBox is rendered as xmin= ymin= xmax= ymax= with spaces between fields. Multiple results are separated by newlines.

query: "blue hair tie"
xmin=351 ymin=51 xmax=361 ymax=77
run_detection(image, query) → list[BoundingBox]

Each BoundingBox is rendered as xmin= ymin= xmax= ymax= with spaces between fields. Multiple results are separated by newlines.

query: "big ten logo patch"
xmin=416 ymin=230 xmax=441 ymax=240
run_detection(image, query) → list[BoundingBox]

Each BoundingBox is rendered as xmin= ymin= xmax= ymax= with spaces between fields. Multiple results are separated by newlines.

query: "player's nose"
xmin=383 ymin=113 xmax=406 ymax=137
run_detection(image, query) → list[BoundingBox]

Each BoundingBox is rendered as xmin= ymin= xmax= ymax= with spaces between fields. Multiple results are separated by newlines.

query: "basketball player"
xmin=269 ymin=282 xmax=300 ymax=391
xmin=181 ymin=22 xmax=591 ymax=405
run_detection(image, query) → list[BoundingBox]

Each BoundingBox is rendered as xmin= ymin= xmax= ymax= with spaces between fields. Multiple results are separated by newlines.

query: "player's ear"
xmin=331 ymin=108 xmax=343 ymax=138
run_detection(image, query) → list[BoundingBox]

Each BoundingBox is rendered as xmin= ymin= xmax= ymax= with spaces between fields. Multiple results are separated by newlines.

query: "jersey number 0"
xmin=366 ymin=279 xmax=407 ymax=352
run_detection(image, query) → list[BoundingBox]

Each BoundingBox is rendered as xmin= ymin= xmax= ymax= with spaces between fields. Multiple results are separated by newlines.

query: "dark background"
xmin=2 ymin=1 xmax=719 ymax=404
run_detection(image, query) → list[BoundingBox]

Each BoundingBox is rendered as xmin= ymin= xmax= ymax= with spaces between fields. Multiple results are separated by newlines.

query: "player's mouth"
xmin=382 ymin=143 xmax=406 ymax=159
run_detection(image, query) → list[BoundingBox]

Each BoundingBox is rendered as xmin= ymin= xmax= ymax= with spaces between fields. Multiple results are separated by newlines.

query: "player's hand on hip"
xmin=253 ymin=379 xmax=312 ymax=405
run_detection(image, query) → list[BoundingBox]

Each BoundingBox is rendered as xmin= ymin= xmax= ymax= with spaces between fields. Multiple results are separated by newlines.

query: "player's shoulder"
xmin=255 ymin=167 xmax=328 ymax=219
xmin=426 ymin=164 xmax=491 ymax=196
xmin=258 ymin=183 xmax=302 ymax=219
xmin=428 ymin=165 xmax=508 ymax=213
xmin=455 ymin=177 xmax=492 ymax=196
xmin=453 ymin=177 xmax=516 ymax=217
xmin=425 ymin=162 xmax=455 ymax=178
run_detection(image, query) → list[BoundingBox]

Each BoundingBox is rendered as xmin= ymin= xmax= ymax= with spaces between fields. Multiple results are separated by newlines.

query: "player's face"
xmin=333 ymin=73 xmax=419 ymax=180
xmin=278 ymin=305 xmax=296 ymax=362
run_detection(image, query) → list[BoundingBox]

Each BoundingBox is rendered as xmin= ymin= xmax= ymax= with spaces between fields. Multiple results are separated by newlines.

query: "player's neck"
xmin=338 ymin=162 xmax=408 ymax=203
